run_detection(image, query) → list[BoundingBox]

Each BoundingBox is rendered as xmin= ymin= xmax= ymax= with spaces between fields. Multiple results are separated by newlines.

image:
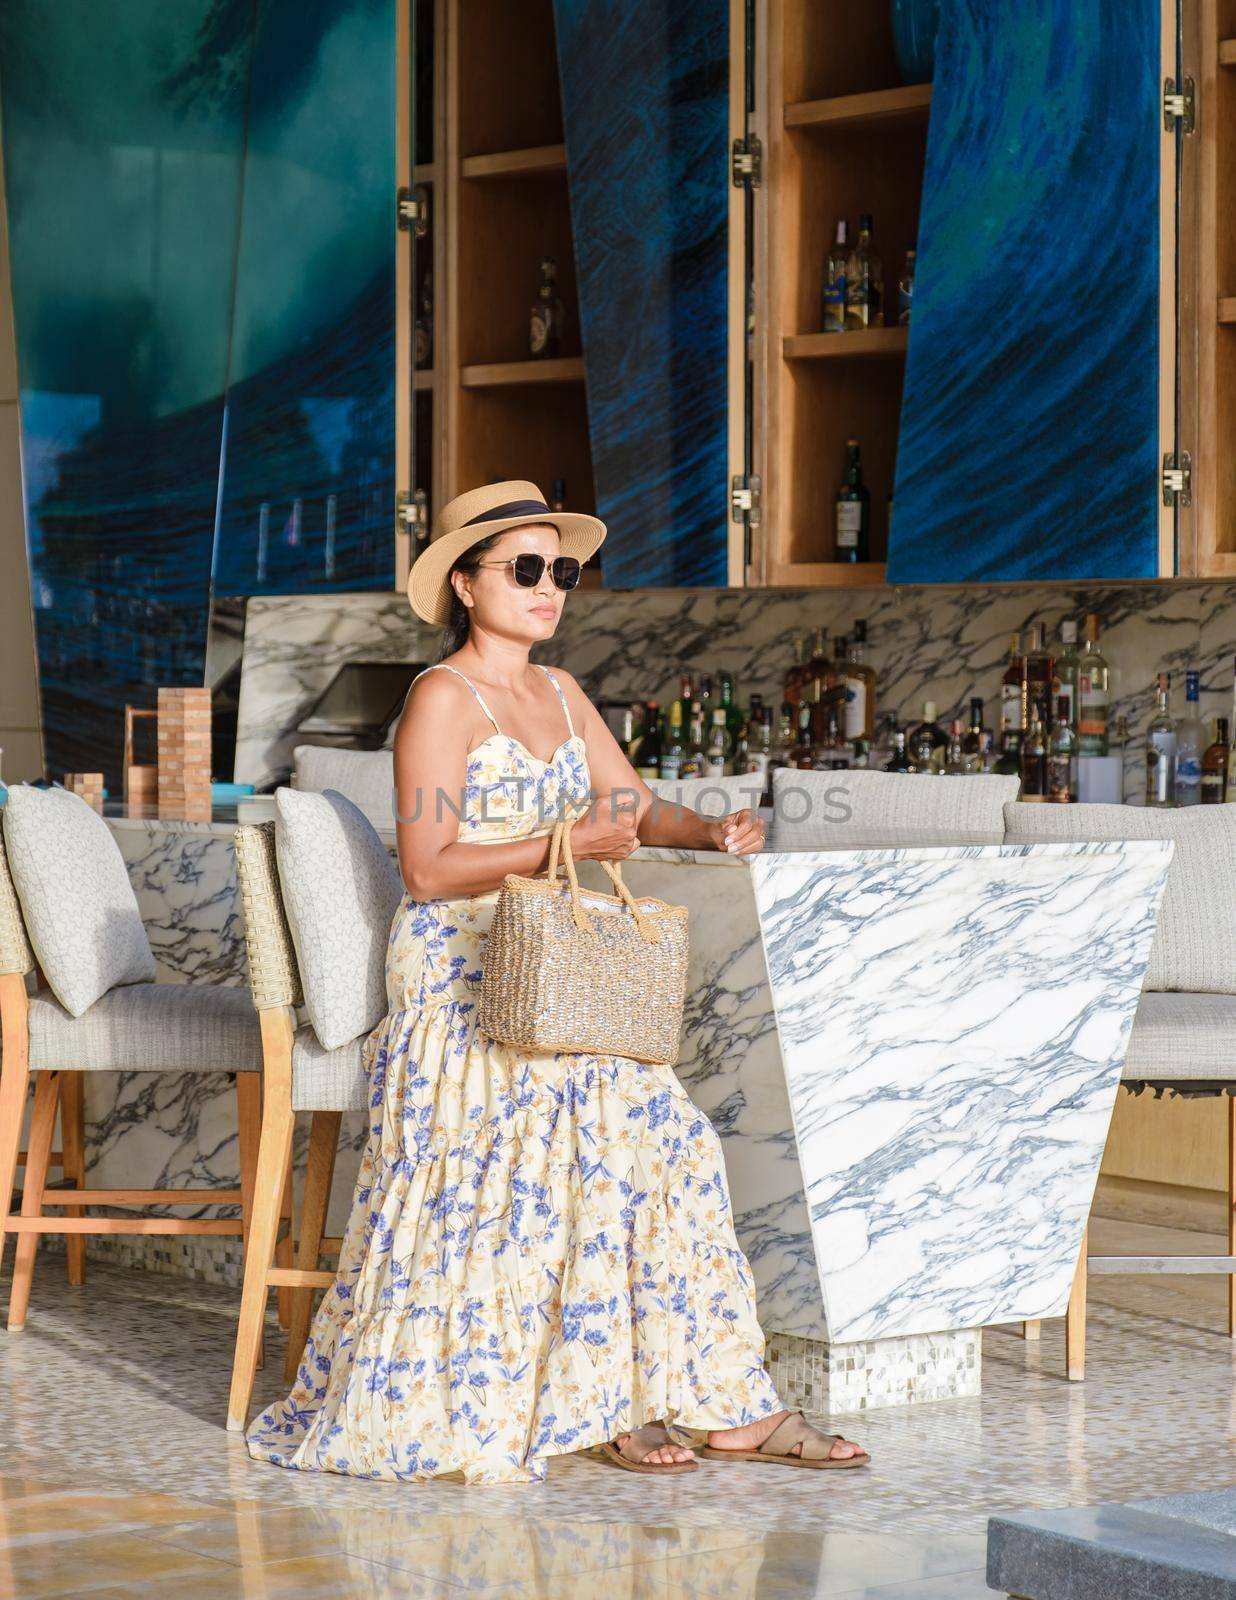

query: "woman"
xmin=245 ymin=480 xmax=868 ymax=1482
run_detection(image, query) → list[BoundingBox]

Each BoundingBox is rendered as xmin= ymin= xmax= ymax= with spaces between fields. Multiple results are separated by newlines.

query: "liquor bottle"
xmin=1022 ymin=623 xmax=1055 ymax=732
xmin=898 ymin=249 xmax=915 ymax=326
xmin=844 ymin=620 xmax=877 ymax=741
xmin=705 ymin=709 xmax=729 ymax=777
xmin=1202 ymin=717 xmax=1230 ymax=805
xmin=1175 ymin=669 xmax=1205 ymax=807
xmin=1048 ymin=694 xmax=1078 ymax=802
xmin=414 ymin=271 xmax=434 ymax=367
xmin=805 ymin=627 xmax=839 ymax=705
xmin=1020 ymin=706 xmax=1049 ymax=800
xmin=791 ymin=704 xmax=815 ymax=768
xmin=719 ymin=670 xmax=743 ymax=757
xmin=961 ymin=696 xmax=990 ymax=771
xmin=1053 ymin=619 xmax=1081 ymax=730
xmin=992 ymin=728 xmax=1022 ymax=777
xmin=550 ymin=478 xmax=566 ymax=513
xmin=813 ymin=709 xmax=852 ymax=770
xmin=784 ymin=634 xmax=809 ymax=706
xmin=661 ymin=700 xmax=685 ymax=780
xmin=742 ymin=706 xmax=773 ymax=786
xmin=771 ymin=702 xmax=796 ymax=773
xmin=1145 ymin=673 xmax=1177 ymax=807
xmin=632 ymin=701 xmax=661 ymax=779
xmin=844 ymin=213 xmax=883 ymax=329
xmin=909 ymin=701 xmax=947 ymax=772
xmin=1078 ymin=614 xmax=1110 ymax=755
xmin=884 ymin=730 xmax=911 ymax=772
xmin=822 ymin=219 xmax=848 ymax=334
xmin=1110 ymin=712 xmax=1130 ymax=802
xmin=680 ymin=705 xmax=706 ymax=778
xmin=529 ymin=257 xmax=564 ymax=358
xmin=943 ymin=718 xmax=969 ymax=775
xmin=1228 ymin=657 xmax=1236 ymax=800
xmin=1000 ymin=633 xmax=1024 ymax=738
xmin=835 ymin=439 xmax=871 ymax=562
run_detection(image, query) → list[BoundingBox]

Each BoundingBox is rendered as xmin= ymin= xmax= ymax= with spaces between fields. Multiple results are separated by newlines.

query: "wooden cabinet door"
xmin=886 ymin=0 xmax=1174 ymax=582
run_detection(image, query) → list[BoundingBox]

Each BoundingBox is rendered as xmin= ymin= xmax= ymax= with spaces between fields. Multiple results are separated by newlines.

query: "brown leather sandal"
xmin=698 ymin=1409 xmax=870 ymax=1469
xmin=597 ymin=1420 xmax=700 ymax=1473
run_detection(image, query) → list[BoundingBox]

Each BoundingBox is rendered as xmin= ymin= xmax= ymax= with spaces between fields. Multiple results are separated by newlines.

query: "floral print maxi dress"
xmin=245 ymin=662 xmax=782 ymax=1484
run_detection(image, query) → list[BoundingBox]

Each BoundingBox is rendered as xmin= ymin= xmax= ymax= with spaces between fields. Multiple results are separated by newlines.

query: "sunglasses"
xmin=473 ymin=553 xmax=582 ymax=591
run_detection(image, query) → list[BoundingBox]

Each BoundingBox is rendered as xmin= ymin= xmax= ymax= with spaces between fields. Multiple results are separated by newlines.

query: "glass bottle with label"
xmin=822 ymin=219 xmax=848 ymax=333
xmin=1048 ymin=695 xmax=1078 ymax=802
xmin=909 ymin=701 xmax=947 ymax=772
xmin=962 ymin=696 xmax=991 ymax=771
xmin=633 ymin=701 xmax=661 ymax=779
xmin=898 ymin=249 xmax=915 ymax=325
xmin=1078 ymin=613 xmax=1110 ymax=755
xmin=884 ymin=729 xmax=911 ymax=772
xmin=992 ymin=728 xmax=1022 ymax=777
xmin=705 ymin=709 xmax=730 ymax=777
xmin=943 ymin=719 xmax=969 ymax=775
xmin=529 ymin=257 xmax=564 ymax=358
xmin=1145 ymin=672 xmax=1177 ymax=807
xmin=680 ymin=704 xmax=706 ymax=779
xmin=844 ymin=621 xmax=876 ymax=741
xmin=771 ymin=703 xmax=796 ymax=774
xmin=835 ymin=439 xmax=870 ymax=562
xmin=661 ymin=700 xmax=685 ymax=780
xmin=1022 ymin=623 xmax=1055 ymax=732
xmin=1053 ymin=619 xmax=1081 ymax=730
xmin=1000 ymin=633 xmax=1024 ymax=739
xmin=1202 ymin=717 xmax=1230 ymax=804
xmin=813 ymin=709 xmax=852 ymax=770
xmin=1020 ymin=707 xmax=1049 ymax=800
xmin=791 ymin=704 xmax=815 ymax=769
xmin=1175 ymin=669 xmax=1206 ymax=807
xmin=844 ymin=213 xmax=883 ymax=328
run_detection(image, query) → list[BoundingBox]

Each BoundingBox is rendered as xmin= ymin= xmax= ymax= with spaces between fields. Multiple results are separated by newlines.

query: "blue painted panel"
xmin=887 ymin=0 xmax=1161 ymax=583
xmin=553 ymin=0 xmax=730 ymax=587
xmin=0 ymin=0 xmax=396 ymax=785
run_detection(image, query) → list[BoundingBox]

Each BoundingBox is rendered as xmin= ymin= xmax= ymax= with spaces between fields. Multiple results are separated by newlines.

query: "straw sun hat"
xmin=407 ymin=479 xmax=607 ymax=627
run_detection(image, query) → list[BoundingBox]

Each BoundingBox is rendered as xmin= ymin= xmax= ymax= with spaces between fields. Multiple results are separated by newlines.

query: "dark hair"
xmin=435 ymin=531 xmax=506 ymax=659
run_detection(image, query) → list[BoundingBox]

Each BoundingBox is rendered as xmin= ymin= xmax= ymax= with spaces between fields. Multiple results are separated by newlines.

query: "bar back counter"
xmin=0 ymin=767 xmax=1184 ymax=1420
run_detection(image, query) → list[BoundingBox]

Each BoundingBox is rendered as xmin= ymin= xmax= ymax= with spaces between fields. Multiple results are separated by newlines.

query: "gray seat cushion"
xmin=28 ymin=982 xmax=262 ymax=1072
xmin=292 ymin=1023 xmax=369 ymax=1112
xmin=1003 ymin=800 xmax=1236 ymax=993
xmin=1124 ymin=992 xmax=1236 ymax=1082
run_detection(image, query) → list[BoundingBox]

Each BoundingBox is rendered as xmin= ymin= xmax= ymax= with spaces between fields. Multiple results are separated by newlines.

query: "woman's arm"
xmin=551 ymin=669 xmax=767 ymax=856
xmin=392 ymin=670 xmax=556 ymax=899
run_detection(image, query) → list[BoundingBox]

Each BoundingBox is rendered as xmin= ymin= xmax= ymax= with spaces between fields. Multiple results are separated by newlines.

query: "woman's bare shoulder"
xmin=394 ymin=664 xmax=472 ymax=745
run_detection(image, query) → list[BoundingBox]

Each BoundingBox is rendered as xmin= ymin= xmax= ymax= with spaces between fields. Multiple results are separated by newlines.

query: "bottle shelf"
xmin=783 ymin=327 xmax=909 ymax=360
xmin=461 ymin=144 xmax=568 ymax=181
xmin=785 ymin=83 xmax=932 ymax=134
xmin=413 ymin=369 xmax=435 ymax=389
xmin=767 ymin=561 xmax=888 ymax=588
xmin=1219 ymin=38 xmax=1236 ymax=66
xmin=1219 ymin=298 xmax=1236 ymax=324
xmin=459 ymin=356 xmax=585 ymax=389
xmin=413 ymin=162 xmax=437 ymax=185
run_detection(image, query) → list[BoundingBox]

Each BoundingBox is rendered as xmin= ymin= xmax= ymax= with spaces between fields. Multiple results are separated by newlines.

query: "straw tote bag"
xmin=478 ymin=810 xmax=690 ymax=1065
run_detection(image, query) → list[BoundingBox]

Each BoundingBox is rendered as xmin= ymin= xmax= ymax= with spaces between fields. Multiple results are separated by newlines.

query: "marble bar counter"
xmin=46 ymin=810 xmax=1173 ymax=1415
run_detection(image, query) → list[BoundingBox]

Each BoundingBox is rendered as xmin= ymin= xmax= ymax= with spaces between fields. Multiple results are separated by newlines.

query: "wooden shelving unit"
xmin=757 ymin=1 xmax=929 ymax=584
xmin=443 ymin=0 xmax=597 ymax=539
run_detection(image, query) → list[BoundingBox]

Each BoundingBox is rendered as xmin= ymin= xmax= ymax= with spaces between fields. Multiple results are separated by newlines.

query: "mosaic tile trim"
xmin=764 ymin=1328 xmax=982 ymax=1415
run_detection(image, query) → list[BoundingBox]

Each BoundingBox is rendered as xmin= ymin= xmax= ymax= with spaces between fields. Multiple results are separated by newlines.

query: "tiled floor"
xmin=0 ymin=1215 xmax=1234 ymax=1597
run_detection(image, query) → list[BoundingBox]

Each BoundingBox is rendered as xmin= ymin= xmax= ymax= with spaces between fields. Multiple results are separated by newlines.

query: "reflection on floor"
xmin=0 ymin=1216 xmax=1233 ymax=1598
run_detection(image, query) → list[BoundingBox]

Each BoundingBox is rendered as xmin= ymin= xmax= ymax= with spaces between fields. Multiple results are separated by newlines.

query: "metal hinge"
xmin=1162 ymin=451 xmax=1192 ymax=507
xmin=396 ymin=185 xmax=427 ymax=233
xmin=731 ymin=474 xmax=762 ymax=525
xmin=1163 ymin=77 xmax=1195 ymax=134
xmin=731 ymin=135 xmax=762 ymax=187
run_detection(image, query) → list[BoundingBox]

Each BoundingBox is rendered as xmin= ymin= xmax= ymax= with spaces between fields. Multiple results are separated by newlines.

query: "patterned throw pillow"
xmin=1 ymin=783 xmax=156 ymax=1017
xmin=274 ymin=786 xmax=404 ymax=1050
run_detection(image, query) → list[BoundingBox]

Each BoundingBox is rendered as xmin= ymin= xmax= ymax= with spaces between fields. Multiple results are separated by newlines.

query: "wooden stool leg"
xmin=1065 ymin=1223 xmax=1088 ymax=1381
xmin=0 ymin=972 xmax=33 ymax=1283
xmin=60 ymin=1071 xmax=86 ymax=1287
xmin=274 ymin=1151 xmax=294 ymax=1328
xmin=235 ymin=1071 xmax=264 ymax=1369
xmin=8 ymin=1071 xmax=60 ymax=1330
xmin=284 ymin=1110 xmax=340 ymax=1383
xmin=1228 ymin=1094 xmax=1236 ymax=1339
xmin=227 ymin=1015 xmax=294 ymax=1432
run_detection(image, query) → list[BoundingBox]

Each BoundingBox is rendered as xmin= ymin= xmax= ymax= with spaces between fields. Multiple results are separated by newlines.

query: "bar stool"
xmin=0 ymin=783 xmax=273 ymax=1329
xmin=225 ymin=786 xmax=402 ymax=1432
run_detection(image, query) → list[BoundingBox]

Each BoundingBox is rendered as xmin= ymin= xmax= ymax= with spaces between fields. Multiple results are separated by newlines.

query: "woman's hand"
xmin=566 ymin=796 xmax=641 ymax=862
xmin=704 ymin=808 xmax=767 ymax=856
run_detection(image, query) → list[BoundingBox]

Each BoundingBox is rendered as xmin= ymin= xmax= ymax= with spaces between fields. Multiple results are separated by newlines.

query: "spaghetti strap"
xmin=421 ymin=662 xmax=502 ymax=736
xmin=539 ymin=665 xmax=576 ymax=738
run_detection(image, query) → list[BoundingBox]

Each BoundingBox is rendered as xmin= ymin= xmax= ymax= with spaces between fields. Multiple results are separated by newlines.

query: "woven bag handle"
xmin=547 ymin=812 xmax=660 ymax=944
